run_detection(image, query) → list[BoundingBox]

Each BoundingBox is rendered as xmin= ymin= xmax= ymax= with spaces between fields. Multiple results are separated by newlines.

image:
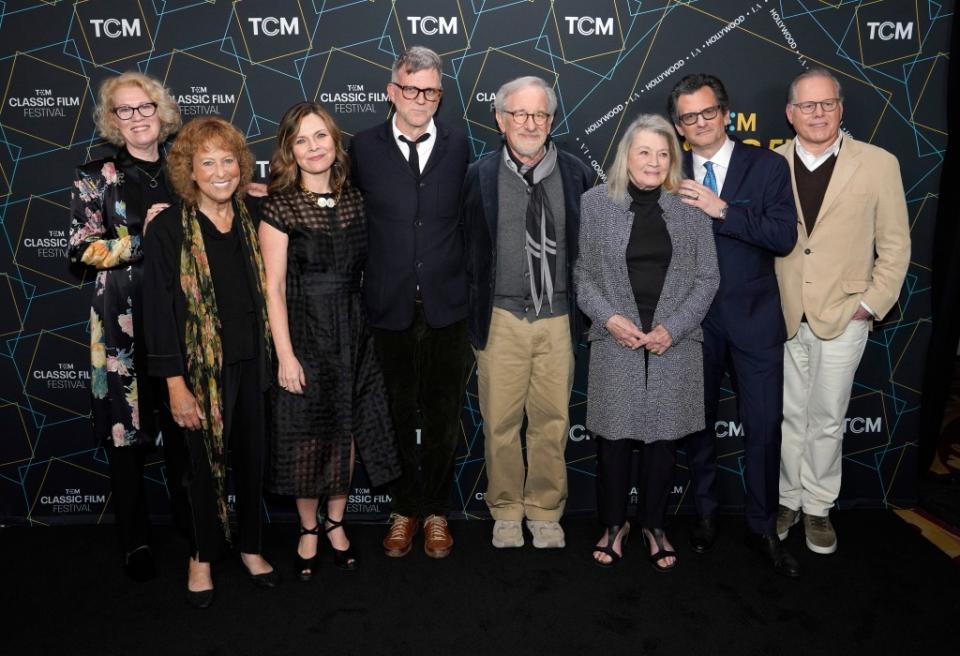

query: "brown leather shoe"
xmin=383 ymin=513 xmax=418 ymax=557
xmin=423 ymin=514 xmax=453 ymax=559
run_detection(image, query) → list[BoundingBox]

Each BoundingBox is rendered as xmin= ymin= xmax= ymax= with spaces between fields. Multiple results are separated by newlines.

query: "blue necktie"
xmin=703 ymin=161 xmax=718 ymax=194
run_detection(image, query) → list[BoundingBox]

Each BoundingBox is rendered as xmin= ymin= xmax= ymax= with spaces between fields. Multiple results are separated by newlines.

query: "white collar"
xmin=691 ymin=136 xmax=734 ymax=171
xmin=391 ymin=115 xmax=436 ymax=144
xmin=794 ymin=133 xmax=843 ymax=171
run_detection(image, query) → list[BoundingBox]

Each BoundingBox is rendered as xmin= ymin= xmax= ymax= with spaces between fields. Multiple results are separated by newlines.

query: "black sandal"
xmin=295 ymin=525 xmax=320 ymax=581
xmin=591 ymin=523 xmax=630 ymax=568
xmin=325 ymin=517 xmax=359 ymax=570
xmin=642 ymin=527 xmax=678 ymax=573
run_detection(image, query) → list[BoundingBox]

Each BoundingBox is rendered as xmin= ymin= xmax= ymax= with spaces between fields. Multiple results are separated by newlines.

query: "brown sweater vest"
xmin=794 ymin=148 xmax=839 ymax=236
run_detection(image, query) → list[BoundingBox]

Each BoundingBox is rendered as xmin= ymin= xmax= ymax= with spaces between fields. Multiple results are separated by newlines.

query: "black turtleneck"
xmin=625 ymin=182 xmax=672 ymax=330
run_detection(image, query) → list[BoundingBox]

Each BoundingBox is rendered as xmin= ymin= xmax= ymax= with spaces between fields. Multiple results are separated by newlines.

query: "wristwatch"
xmin=718 ymin=204 xmax=728 ymax=220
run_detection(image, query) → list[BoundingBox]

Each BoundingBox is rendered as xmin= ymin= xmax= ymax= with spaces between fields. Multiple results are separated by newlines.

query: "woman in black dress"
xmin=143 ymin=117 xmax=278 ymax=607
xmin=67 ymin=71 xmax=185 ymax=581
xmin=260 ymin=102 xmax=400 ymax=580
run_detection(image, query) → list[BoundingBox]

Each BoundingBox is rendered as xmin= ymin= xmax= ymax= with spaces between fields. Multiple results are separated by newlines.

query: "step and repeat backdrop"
xmin=0 ymin=0 xmax=950 ymax=525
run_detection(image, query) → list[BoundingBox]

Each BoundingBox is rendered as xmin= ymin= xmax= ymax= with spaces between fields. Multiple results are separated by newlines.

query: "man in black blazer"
xmin=461 ymin=76 xmax=592 ymax=550
xmin=349 ymin=46 xmax=471 ymax=560
xmin=668 ymin=74 xmax=801 ymax=576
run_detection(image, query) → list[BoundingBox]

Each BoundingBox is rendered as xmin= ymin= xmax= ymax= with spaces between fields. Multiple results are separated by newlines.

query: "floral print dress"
xmin=68 ymin=149 xmax=170 ymax=447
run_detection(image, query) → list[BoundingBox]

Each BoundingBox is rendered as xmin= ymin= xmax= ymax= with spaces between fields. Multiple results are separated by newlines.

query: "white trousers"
xmin=779 ymin=320 xmax=869 ymax=516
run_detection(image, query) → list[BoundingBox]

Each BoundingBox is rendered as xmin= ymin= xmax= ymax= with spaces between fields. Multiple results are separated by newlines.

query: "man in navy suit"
xmin=349 ymin=47 xmax=471 ymax=560
xmin=668 ymin=74 xmax=801 ymax=576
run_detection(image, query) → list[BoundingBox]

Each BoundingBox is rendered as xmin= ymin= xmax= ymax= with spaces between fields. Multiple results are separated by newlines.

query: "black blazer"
xmin=682 ymin=138 xmax=798 ymax=348
xmin=349 ymin=119 xmax=470 ymax=331
xmin=461 ymin=146 xmax=593 ymax=350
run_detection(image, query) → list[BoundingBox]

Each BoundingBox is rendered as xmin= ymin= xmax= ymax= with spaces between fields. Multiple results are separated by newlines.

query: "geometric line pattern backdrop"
xmin=0 ymin=0 xmax=951 ymax=526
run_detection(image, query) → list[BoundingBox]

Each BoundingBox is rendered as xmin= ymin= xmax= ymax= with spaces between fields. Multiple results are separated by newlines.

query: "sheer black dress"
xmin=262 ymin=185 xmax=400 ymax=497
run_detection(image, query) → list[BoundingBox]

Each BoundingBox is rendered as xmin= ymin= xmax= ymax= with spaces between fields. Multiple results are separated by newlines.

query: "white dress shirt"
xmin=692 ymin=136 xmax=735 ymax=195
xmin=391 ymin=115 xmax=437 ymax=174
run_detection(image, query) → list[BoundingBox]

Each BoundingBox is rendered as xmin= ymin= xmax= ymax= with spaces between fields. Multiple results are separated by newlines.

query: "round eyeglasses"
xmin=502 ymin=110 xmax=552 ymax=126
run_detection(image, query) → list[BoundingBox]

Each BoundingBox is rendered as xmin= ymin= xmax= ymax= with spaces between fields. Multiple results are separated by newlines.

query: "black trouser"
xmin=373 ymin=310 xmax=472 ymax=517
xmin=596 ymin=437 xmax=677 ymax=529
xmin=184 ymin=357 xmax=265 ymax=561
xmin=107 ymin=404 xmax=188 ymax=555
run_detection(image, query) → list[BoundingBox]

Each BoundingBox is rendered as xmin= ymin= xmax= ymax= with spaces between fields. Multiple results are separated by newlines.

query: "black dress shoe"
xmin=248 ymin=569 xmax=281 ymax=589
xmin=186 ymin=588 xmax=214 ymax=608
xmin=746 ymin=532 xmax=801 ymax=578
xmin=124 ymin=545 xmax=157 ymax=582
xmin=689 ymin=515 xmax=717 ymax=554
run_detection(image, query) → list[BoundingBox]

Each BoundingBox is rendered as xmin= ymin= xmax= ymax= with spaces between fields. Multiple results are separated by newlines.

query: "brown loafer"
xmin=383 ymin=513 xmax=418 ymax=557
xmin=423 ymin=514 xmax=453 ymax=559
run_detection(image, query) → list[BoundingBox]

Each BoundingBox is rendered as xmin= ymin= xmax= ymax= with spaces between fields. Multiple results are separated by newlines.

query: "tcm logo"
xmin=564 ymin=16 xmax=614 ymax=36
xmin=569 ymin=424 xmax=591 ymax=442
xmin=866 ymin=21 xmax=914 ymax=40
xmin=728 ymin=111 xmax=757 ymax=132
xmin=247 ymin=16 xmax=300 ymax=36
xmin=89 ymin=18 xmax=141 ymax=38
xmin=845 ymin=417 xmax=882 ymax=434
xmin=406 ymin=16 xmax=458 ymax=35
xmin=715 ymin=421 xmax=744 ymax=438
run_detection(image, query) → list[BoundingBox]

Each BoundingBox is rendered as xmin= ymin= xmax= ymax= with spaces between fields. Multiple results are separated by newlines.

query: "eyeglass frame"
xmin=500 ymin=109 xmax=552 ymax=126
xmin=676 ymin=104 xmax=724 ymax=126
xmin=112 ymin=102 xmax=158 ymax=120
xmin=790 ymin=98 xmax=842 ymax=114
xmin=389 ymin=82 xmax=443 ymax=102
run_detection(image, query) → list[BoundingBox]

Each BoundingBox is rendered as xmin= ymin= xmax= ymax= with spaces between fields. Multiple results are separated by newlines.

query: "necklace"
xmin=135 ymin=164 xmax=161 ymax=189
xmin=300 ymin=182 xmax=339 ymax=208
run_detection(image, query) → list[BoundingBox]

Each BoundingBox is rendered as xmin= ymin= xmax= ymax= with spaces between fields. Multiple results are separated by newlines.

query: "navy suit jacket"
xmin=461 ymin=146 xmax=593 ymax=351
xmin=349 ymin=119 xmax=470 ymax=331
xmin=683 ymin=138 xmax=797 ymax=348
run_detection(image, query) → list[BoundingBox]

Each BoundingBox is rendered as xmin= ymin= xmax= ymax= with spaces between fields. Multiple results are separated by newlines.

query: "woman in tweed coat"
xmin=575 ymin=114 xmax=719 ymax=570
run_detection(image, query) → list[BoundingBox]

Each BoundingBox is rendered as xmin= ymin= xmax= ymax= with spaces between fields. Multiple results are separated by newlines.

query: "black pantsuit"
xmin=373 ymin=310 xmax=472 ymax=517
xmin=596 ymin=438 xmax=677 ymax=529
xmin=184 ymin=356 xmax=265 ymax=561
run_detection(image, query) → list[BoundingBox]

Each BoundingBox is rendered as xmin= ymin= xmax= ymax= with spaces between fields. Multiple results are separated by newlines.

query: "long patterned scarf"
xmin=178 ymin=200 xmax=271 ymax=541
xmin=505 ymin=142 xmax=559 ymax=316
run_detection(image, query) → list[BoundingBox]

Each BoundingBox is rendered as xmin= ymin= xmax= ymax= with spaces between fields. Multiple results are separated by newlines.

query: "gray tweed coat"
xmin=575 ymin=184 xmax=719 ymax=442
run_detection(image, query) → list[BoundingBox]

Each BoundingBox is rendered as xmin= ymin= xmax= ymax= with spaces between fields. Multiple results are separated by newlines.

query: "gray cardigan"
xmin=575 ymin=184 xmax=719 ymax=442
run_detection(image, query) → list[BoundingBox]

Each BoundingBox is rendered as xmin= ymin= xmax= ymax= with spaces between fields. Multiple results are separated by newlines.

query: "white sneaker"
xmin=526 ymin=520 xmax=565 ymax=549
xmin=492 ymin=520 xmax=524 ymax=548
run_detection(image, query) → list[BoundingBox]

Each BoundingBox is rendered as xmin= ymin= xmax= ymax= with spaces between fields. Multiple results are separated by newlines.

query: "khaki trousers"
xmin=780 ymin=320 xmax=869 ymax=516
xmin=475 ymin=308 xmax=574 ymax=521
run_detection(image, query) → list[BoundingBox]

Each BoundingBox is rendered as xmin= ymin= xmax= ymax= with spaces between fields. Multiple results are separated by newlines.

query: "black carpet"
xmin=5 ymin=511 xmax=956 ymax=655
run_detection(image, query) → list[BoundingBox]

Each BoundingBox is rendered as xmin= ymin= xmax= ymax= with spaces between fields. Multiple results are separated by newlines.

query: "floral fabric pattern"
xmin=68 ymin=153 xmax=159 ymax=447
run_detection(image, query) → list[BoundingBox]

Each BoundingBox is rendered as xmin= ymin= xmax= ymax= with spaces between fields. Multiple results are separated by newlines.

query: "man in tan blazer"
xmin=774 ymin=68 xmax=910 ymax=555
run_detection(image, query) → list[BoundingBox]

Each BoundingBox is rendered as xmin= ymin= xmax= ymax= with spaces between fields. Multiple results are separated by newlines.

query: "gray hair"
xmin=494 ymin=76 xmax=558 ymax=114
xmin=606 ymin=114 xmax=683 ymax=202
xmin=391 ymin=46 xmax=442 ymax=81
xmin=787 ymin=67 xmax=843 ymax=104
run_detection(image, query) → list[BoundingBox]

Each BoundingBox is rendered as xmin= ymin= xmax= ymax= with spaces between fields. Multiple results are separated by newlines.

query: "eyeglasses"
xmin=390 ymin=82 xmax=442 ymax=102
xmin=677 ymin=105 xmax=723 ymax=126
xmin=501 ymin=110 xmax=552 ymax=126
xmin=112 ymin=102 xmax=158 ymax=120
xmin=791 ymin=98 xmax=841 ymax=114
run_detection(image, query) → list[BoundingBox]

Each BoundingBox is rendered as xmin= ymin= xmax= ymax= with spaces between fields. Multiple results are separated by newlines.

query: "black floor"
xmin=5 ymin=511 xmax=957 ymax=656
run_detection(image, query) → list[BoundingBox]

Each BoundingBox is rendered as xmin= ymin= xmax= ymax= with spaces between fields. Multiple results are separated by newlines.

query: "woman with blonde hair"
xmin=67 ymin=71 xmax=183 ymax=582
xmin=576 ymin=113 xmax=719 ymax=570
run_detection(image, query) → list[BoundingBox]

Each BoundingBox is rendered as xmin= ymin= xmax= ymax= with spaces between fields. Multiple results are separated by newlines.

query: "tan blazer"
xmin=774 ymin=136 xmax=910 ymax=340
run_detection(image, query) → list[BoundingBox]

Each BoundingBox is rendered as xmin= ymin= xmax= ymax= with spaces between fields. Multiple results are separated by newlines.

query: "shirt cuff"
xmin=860 ymin=300 xmax=876 ymax=318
